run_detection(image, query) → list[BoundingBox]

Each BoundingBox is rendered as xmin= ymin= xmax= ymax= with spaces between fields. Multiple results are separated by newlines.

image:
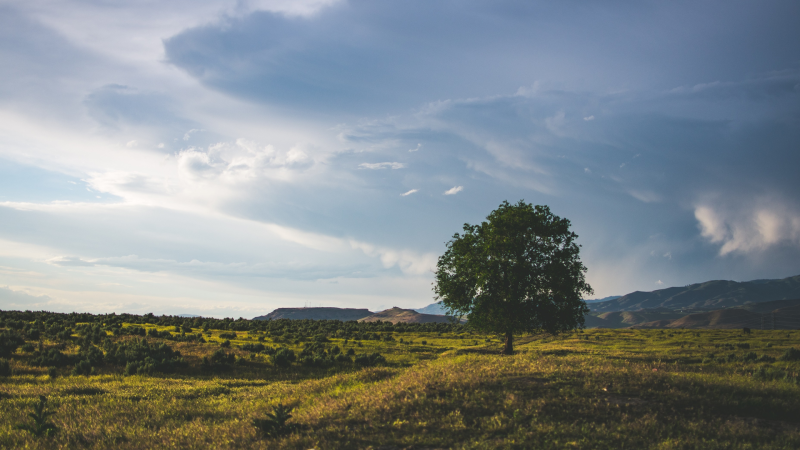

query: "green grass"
xmin=1 ymin=327 xmax=799 ymax=449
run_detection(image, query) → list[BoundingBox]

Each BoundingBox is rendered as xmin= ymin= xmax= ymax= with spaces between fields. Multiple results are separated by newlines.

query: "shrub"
xmin=354 ymin=353 xmax=386 ymax=367
xmin=72 ymin=360 xmax=93 ymax=376
xmin=0 ymin=331 xmax=24 ymax=357
xmin=253 ymin=403 xmax=299 ymax=437
xmin=210 ymin=349 xmax=235 ymax=365
xmin=21 ymin=343 xmax=35 ymax=353
xmin=779 ymin=348 xmax=800 ymax=361
xmin=31 ymin=349 xmax=73 ymax=368
xmin=736 ymin=343 xmax=751 ymax=349
xmin=146 ymin=328 xmax=172 ymax=339
xmin=15 ymin=396 xmax=58 ymax=438
xmin=271 ymin=348 xmax=296 ymax=367
xmin=55 ymin=329 xmax=73 ymax=341
xmin=219 ymin=332 xmax=237 ymax=339
xmin=105 ymin=338 xmax=184 ymax=374
xmin=241 ymin=343 xmax=265 ymax=353
xmin=335 ymin=353 xmax=352 ymax=363
xmin=79 ymin=345 xmax=105 ymax=366
xmin=0 ymin=358 xmax=11 ymax=376
xmin=742 ymin=351 xmax=758 ymax=361
xmin=121 ymin=326 xmax=146 ymax=337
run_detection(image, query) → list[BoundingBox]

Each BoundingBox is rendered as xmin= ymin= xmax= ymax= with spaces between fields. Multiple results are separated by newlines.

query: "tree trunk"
xmin=503 ymin=332 xmax=514 ymax=355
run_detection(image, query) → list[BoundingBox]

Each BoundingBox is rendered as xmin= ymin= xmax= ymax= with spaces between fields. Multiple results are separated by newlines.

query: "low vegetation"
xmin=0 ymin=309 xmax=799 ymax=448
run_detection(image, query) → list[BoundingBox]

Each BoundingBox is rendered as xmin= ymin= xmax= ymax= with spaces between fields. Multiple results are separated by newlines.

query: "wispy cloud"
xmin=358 ymin=162 xmax=406 ymax=170
xmin=401 ymin=189 xmax=418 ymax=196
xmin=443 ymin=186 xmax=463 ymax=195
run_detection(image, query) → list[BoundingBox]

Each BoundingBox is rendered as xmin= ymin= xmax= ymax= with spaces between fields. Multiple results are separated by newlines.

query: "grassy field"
xmin=2 ymin=322 xmax=800 ymax=449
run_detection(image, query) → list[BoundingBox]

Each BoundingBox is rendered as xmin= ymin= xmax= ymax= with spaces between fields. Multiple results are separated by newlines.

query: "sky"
xmin=1 ymin=0 xmax=799 ymax=318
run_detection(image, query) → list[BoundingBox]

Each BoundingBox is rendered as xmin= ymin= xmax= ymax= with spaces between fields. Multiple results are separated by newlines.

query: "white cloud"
xmin=183 ymin=129 xmax=202 ymax=141
xmin=583 ymin=115 xmax=595 ymax=121
xmin=443 ymin=186 xmax=463 ymax=195
xmin=0 ymin=286 xmax=56 ymax=310
xmin=545 ymin=111 xmax=566 ymax=135
xmin=584 ymin=167 xmax=591 ymax=174
xmin=694 ymin=202 xmax=800 ymax=255
xmin=656 ymin=280 xmax=664 ymax=286
xmin=358 ymin=162 xmax=406 ymax=170
xmin=401 ymin=189 xmax=418 ymax=196
xmin=409 ymin=143 xmax=421 ymax=152
xmin=628 ymin=190 xmax=661 ymax=203
xmin=47 ymin=256 xmax=96 ymax=267
xmin=348 ymin=241 xmax=437 ymax=276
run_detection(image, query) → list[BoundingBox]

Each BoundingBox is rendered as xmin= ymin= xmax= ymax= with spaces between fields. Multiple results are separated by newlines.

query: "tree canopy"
xmin=434 ymin=201 xmax=592 ymax=354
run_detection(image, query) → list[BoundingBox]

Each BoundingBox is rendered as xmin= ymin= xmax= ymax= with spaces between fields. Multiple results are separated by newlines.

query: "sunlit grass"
xmin=1 ymin=327 xmax=798 ymax=448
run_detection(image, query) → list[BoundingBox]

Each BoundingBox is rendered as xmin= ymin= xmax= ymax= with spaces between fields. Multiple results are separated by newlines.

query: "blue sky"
xmin=1 ymin=0 xmax=799 ymax=318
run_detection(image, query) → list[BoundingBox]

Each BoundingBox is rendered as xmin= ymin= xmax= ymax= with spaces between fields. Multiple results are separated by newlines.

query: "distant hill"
xmin=358 ymin=307 xmax=459 ymax=324
xmin=585 ymin=298 xmax=800 ymax=329
xmin=591 ymin=275 xmax=800 ymax=312
xmin=584 ymin=310 xmax=685 ymax=328
xmin=415 ymin=302 xmax=447 ymax=315
xmin=665 ymin=308 xmax=761 ymax=329
xmin=584 ymin=296 xmax=621 ymax=303
xmin=253 ymin=307 xmax=373 ymax=321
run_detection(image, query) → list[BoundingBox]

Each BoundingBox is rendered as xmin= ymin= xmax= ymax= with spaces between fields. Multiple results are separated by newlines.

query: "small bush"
xmin=742 ymin=351 xmax=757 ymax=362
xmin=21 ymin=343 xmax=36 ymax=353
xmin=146 ymin=328 xmax=172 ymax=339
xmin=219 ymin=332 xmax=237 ymax=340
xmin=0 ymin=358 xmax=11 ymax=376
xmin=779 ymin=348 xmax=800 ymax=361
xmin=241 ymin=343 xmax=265 ymax=353
xmin=105 ymin=338 xmax=185 ymax=375
xmin=354 ymin=353 xmax=386 ymax=367
xmin=253 ymin=403 xmax=299 ymax=437
xmin=271 ymin=348 xmax=296 ymax=367
xmin=31 ymin=349 xmax=73 ymax=368
xmin=211 ymin=349 xmax=235 ymax=365
xmin=72 ymin=360 xmax=94 ymax=376
xmin=0 ymin=331 xmax=25 ymax=357
xmin=15 ymin=396 xmax=58 ymax=438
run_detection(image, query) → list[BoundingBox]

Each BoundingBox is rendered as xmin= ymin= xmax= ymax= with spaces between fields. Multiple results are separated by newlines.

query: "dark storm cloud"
xmin=163 ymin=1 xmax=800 ymax=115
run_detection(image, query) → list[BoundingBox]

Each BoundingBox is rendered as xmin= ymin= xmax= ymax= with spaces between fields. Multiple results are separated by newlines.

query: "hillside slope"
xmin=585 ymin=298 xmax=800 ymax=329
xmin=359 ymin=307 xmax=458 ymax=324
xmin=253 ymin=307 xmax=373 ymax=321
xmin=591 ymin=275 xmax=800 ymax=312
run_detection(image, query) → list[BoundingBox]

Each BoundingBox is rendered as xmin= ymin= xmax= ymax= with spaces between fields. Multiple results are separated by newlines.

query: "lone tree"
xmin=434 ymin=201 xmax=592 ymax=354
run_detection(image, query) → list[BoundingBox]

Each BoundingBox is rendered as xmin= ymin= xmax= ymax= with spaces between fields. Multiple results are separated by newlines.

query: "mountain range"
xmin=590 ymin=275 xmax=800 ymax=312
xmin=585 ymin=298 xmax=800 ymax=329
